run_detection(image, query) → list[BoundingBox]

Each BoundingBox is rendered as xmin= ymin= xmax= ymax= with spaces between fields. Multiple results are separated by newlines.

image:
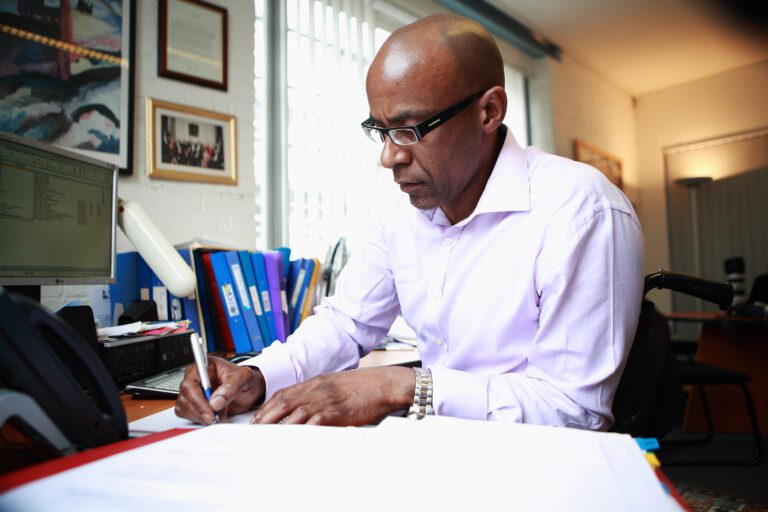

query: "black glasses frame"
xmin=361 ymin=92 xmax=483 ymax=145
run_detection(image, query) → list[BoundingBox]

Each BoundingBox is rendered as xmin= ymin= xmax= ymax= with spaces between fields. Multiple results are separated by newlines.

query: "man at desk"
xmin=176 ymin=15 xmax=644 ymax=429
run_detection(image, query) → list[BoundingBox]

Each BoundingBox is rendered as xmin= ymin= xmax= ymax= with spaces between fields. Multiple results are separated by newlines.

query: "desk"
xmin=667 ymin=312 xmax=768 ymax=435
xmin=123 ymin=348 xmax=421 ymax=422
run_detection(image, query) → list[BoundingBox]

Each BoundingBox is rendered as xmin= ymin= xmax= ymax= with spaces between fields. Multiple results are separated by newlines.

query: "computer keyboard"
xmin=125 ymin=366 xmax=186 ymax=398
xmin=124 ymin=352 xmax=260 ymax=398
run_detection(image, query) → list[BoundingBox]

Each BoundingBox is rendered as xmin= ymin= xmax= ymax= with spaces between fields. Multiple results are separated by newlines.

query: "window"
xmin=278 ymin=0 xmax=530 ymax=259
xmin=253 ymin=0 xmax=268 ymax=248
xmin=284 ymin=0 xmax=386 ymax=259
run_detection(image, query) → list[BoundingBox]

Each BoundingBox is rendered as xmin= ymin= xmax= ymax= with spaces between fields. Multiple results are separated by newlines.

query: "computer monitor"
xmin=0 ymin=133 xmax=118 ymax=292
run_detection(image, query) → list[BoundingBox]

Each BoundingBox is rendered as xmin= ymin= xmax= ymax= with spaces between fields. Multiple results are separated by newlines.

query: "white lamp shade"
xmin=117 ymin=199 xmax=197 ymax=298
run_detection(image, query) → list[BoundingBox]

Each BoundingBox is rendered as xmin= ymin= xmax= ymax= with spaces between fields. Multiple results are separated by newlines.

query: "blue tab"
xmin=635 ymin=437 xmax=660 ymax=451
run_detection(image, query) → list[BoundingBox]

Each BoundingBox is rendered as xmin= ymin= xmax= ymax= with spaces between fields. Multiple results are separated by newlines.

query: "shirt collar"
xmin=417 ymin=126 xmax=530 ymax=227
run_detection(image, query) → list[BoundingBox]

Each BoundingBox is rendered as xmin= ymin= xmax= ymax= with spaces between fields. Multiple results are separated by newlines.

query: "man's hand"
xmin=175 ymin=356 xmax=265 ymax=425
xmin=250 ymin=366 xmax=415 ymax=426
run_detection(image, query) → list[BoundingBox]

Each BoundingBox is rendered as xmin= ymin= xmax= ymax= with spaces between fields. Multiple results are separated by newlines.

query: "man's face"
xmin=365 ymin=61 xmax=485 ymax=217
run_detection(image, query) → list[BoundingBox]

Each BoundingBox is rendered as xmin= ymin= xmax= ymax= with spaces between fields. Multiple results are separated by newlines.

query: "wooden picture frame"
xmin=158 ymin=0 xmax=228 ymax=90
xmin=0 ymin=0 xmax=136 ymax=176
xmin=146 ymin=98 xmax=236 ymax=185
xmin=573 ymin=139 xmax=623 ymax=190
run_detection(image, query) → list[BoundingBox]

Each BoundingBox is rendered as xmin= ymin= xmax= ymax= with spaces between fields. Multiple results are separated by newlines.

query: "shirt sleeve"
xmin=242 ymin=213 xmax=401 ymax=401
xmin=431 ymin=205 xmax=644 ymax=430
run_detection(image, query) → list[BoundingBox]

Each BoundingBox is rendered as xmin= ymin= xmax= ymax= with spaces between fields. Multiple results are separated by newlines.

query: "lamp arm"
xmin=117 ymin=198 xmax=197 ymax=298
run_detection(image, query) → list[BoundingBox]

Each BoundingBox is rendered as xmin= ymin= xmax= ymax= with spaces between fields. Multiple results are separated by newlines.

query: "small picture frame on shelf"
xmin=158 ymin=0 xmax=228 ymax=90
xmin=146 ymin=98 xmax=236 ymax=185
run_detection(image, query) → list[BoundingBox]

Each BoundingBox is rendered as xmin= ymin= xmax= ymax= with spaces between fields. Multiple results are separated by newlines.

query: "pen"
xmin=190 ymin=333 xmax=219 ymax=424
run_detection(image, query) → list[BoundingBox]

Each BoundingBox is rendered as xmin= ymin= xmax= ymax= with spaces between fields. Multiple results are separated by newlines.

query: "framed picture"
xmin=158 ymin=0 xmax=228 ymax=90
xmin=573 ymin=139 xmax=623 ymax=190
xmin=146 ymin=98 xmax=236 ymax=185
xmin=0 ymin=0 xmax=136 ymax=176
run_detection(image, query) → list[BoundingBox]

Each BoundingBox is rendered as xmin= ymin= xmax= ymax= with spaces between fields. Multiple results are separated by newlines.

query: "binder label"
xmin=230 ymin=263 xmax=251 ymax=309
xmin=281 ymin=291 xmax=288 ymax=314
xmin=153 ymin=286 xmax=168 ymax=321
xmin=261 ymin=290 xmax=272 ymax=312
xmin=290 ymin=268 xmax=306 ymax=307
xmin=249 ymin=286 xmax=263 ymax=315
xmin=221 ymin=284 xmax=240 ymax=317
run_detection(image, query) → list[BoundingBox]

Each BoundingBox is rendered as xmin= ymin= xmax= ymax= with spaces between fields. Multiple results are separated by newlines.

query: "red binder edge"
xmin=202 ymin=252 xmax=235 ymax=351
xmin=0 ymin=428 xmax=192 ymax=494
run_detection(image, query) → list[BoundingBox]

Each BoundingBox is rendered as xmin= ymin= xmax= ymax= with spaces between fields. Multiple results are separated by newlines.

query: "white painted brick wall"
xmin=546 ymin=54 xmax=638 ymax=206
xmin=42 ymin=0 xmax=259 ymax=319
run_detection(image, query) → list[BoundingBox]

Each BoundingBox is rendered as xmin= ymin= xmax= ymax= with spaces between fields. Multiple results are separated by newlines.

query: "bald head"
xmin=367 ymin=15 xmax=504 ymax=100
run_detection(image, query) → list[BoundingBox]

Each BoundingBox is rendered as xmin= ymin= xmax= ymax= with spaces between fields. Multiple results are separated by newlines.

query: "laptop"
xmin=124 ymin=352 xmax=261 ymax=398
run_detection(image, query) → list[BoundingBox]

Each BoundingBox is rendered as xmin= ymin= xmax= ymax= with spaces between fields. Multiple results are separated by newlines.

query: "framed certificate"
xmin=158 ymin=0 xmax=228 ymax=90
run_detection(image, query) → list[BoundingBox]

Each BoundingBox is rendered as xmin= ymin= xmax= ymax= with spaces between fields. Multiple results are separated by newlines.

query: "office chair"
xmin=611 ymin=270 xmax=764 ymax=466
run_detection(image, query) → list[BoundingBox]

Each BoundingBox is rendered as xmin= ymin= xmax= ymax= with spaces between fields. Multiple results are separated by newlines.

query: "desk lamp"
xmin=117 ymin=199 xmax=197 ymax=298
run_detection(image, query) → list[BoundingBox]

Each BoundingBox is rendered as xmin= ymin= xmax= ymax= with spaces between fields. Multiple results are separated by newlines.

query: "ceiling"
xmin=487 ymin=0 xmax=768 ymax=96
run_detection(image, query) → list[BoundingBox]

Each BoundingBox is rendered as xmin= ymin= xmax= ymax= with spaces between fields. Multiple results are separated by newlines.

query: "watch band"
xmin=407 ymin=367 xmax=434 ymax=419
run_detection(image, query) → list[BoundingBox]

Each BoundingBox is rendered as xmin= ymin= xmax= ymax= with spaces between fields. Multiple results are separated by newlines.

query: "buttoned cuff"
xmin=239 ymin=342 xmax=298 ymax=401
xmin=430 ymin=367 xmax=488 ymax=420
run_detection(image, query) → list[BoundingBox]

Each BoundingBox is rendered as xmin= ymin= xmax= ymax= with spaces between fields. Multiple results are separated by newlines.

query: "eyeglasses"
xmin=361 ymin=92 xmax=483 ymax=146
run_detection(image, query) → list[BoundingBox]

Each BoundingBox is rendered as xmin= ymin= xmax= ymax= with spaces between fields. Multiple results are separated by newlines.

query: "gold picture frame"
xmin=573 ymin=139 xmax=622 ymax=190
xmin=145 ymin=97 xmax=236 ymax=185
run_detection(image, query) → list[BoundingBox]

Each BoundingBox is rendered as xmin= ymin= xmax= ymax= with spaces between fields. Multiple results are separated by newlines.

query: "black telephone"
xmin=0 ymin=287 xmax=127 ymax=457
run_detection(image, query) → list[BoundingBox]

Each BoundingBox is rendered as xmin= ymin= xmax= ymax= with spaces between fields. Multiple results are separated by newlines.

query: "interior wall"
xmin=635 ymin=60 xmax=768 ymax=312
xmin=544 ymin=54 xmax=638 ymax=204
xmin=42 ymin=0 xmax=257 ymax=320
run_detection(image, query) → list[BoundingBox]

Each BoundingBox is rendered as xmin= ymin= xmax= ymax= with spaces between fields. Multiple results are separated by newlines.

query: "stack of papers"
xmin=0 ymin=412 xmax=682 ymax=511
xmin=96 ymin=321 xmax=189 ymax=338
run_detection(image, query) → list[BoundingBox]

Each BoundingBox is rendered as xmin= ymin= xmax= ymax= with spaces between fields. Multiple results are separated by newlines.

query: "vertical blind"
xmin=253 ymin=0 xmax=268 ymax=248
xmin=285 ymin=0 xmax=386 ymax=259
xmin=275 ymin=0 xmax=530 ymax=259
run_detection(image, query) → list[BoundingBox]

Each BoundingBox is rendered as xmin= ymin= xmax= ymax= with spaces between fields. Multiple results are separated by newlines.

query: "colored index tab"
xmin=635 ymin=437 xmax=660 ymax=452
xmin=644 ymin=452 xmax=661 ymax=468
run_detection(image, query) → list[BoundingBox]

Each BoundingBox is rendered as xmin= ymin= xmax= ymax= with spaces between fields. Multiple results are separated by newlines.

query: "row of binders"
xmin=110 ymin=241 xmax=322 ymax=354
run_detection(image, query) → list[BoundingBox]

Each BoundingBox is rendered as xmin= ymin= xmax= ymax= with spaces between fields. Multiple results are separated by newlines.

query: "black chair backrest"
xmin=612 ymin=300 xmax=674 ymax=436
xmin=611 ymin=270 xmax=732 ymax=437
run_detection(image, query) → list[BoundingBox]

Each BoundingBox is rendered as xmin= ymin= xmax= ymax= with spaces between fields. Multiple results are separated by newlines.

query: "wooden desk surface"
xmin=676 ymin=316 xmax=768 ymax=435
xmin=122 ymin=349 xmax=420 ymax=423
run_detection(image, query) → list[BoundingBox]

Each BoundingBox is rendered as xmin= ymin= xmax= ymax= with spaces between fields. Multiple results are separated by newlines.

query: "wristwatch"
xmin=407 ymin=367 xmax=434 ymax=419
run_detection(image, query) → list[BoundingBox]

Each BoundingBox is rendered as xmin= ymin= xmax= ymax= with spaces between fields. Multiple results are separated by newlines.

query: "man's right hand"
xmin=175 ymin=356 xmax=265 ymax=425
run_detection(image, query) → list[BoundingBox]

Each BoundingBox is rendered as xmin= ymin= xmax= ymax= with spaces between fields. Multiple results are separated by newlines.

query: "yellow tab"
xmin=645 ymin=452 xmax=661 ymax=467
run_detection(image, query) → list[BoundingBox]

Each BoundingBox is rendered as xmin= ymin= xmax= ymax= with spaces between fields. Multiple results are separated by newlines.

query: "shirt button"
xmin=430 ymin=291 xmax=441 ymax=301
xmin=435 ymin=338 xmax=444 ymax=346
xmin=444 ymin=238 xmax=452 ymax=247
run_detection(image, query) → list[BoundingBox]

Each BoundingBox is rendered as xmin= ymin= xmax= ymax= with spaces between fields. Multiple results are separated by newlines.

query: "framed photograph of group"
xmin=145 ymin=98 xmax=237 ymax=185
xmin=573 ymin=139 xmax=623 ymax=190
xmin=0 ymin=0 xmax=136 ymax=175
xmin=158 ymin=0 xmax=228 ymax=90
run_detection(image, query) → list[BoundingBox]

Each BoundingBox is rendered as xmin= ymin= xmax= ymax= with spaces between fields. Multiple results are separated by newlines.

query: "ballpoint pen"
xmin=190 ymin=333 xmax=219 ymax=424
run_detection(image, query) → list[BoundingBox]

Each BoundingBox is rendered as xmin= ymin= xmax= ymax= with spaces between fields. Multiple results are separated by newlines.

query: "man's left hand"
xmin=250 ymin=366 xmax=415 ymax=426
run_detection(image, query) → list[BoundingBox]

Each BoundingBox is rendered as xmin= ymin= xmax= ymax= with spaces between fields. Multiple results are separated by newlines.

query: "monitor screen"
xmin=0 ymin=133 xmax=117 ymax=286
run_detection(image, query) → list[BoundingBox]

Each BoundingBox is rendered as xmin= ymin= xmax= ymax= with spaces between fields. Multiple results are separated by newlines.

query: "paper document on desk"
xmin=0 ymin=424 xmax=374 ymax=512
xmin=375 ymin=417 xmax=682 ymax=511
xmin=128 ymin=406 xmax=253 ymax=436
xmin=386 ymin=315 xmax=417 ymax=344
xmin=1 ymin=417 xmax=682 ymax=512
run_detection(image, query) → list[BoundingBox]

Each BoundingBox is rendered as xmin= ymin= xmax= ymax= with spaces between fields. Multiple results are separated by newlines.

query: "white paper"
xmin=2 ymin=417 xmax=683 ymax=512
xmin=386 ymin=315 xmax=417 ymax=343
xmin=128 ymin=406 xmax=253 ymax=436
xmin=96 ymin=321 xmax=142 ymax=337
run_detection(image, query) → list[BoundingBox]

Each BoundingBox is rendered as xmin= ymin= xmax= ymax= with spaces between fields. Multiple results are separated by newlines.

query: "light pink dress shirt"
xmin=247 ymin=130 xmax=644 ymax=430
